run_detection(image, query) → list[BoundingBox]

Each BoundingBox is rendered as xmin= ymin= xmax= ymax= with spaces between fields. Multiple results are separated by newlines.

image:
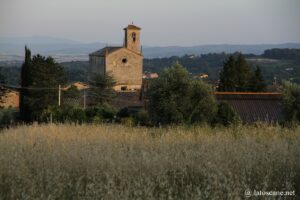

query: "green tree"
xmin=235 ymin=54 xmax=252 ymax=91
xmin=249 ymin=66 xmax=266 ymax=92
xmin=19 ymin=46 xmax=32 ymax=121
xmin=283 ymin=82 xmax=300 ymax=122
xmin=218 ymin=54 xmax=254 ymax=92
xmin=63 ymin=85 xmax=81 ymax=99
xmin=62 ymin=85 xmax=82 ymax=107
xmin=0 ymin=72 xmax=6 ymax=103
xmin=218 ymin=55 xmax=237 ymax=91
xmin=88 ymin=73 xmax=116 ymax=105
xmin=20 ymin=47 xmax=66 ymax=121
xmin=148 ymin=63 xmax=217 ymax=125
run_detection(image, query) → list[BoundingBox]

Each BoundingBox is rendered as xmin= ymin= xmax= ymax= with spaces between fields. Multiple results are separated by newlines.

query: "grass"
xmin=0 ymin=124 xmax=299 ymax=199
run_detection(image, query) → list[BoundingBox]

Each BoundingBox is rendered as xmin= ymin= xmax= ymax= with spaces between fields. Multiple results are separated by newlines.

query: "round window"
xmin=122 ymin=58 xmax=127 ymax=64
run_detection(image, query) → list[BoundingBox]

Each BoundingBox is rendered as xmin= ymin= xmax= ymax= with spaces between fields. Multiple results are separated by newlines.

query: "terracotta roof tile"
xmin=214 ymin=92 xmax=284 ymax=123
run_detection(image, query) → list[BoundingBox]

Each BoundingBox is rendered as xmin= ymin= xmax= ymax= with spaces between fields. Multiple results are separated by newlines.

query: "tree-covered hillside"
xmin=1 ymin=49 xmax=300 ymax=86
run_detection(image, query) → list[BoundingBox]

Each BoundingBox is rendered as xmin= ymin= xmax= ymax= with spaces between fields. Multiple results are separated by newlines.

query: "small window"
xmin=122 ymin=58 xmax=127 ymax=64
xmin=121 ymin=86 xmax=127 ymax=91
xmin=132 ymin=32 xmax=136 ymax=42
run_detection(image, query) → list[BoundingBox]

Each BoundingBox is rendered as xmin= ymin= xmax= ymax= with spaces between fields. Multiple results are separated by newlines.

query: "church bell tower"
xmin=124 ymin=24 xmax=141 ymax=54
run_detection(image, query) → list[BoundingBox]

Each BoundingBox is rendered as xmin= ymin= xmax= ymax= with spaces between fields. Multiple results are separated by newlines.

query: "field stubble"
xmin=0 ymin=124 xmax=299 ymax=199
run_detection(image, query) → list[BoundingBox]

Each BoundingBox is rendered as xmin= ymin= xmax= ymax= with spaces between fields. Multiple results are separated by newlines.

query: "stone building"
xmin=89 ymin=24 xmax=143 ymax=91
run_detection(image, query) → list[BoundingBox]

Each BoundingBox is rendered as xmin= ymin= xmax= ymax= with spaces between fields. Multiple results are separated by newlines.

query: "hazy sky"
xmin=0 ymin=0 xmax=300 ymax=46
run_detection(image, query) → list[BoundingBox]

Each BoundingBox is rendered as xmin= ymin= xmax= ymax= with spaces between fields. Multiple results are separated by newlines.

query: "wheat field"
xmin=0 ymin=124 xmax=299 ymax=199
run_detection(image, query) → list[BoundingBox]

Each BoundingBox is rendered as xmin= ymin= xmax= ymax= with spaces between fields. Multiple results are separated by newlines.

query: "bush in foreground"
xmin=0 ymin=124 xmax=299 ymax=199
xmin=147 ymin=63 xmax=217 ymax=125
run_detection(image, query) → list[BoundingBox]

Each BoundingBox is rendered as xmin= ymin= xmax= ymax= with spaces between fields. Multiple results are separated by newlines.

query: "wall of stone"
xmin=106 ymin=48 xmax=143 ymax=90
xmin=89 ymin=56 xmax=105 ymax=76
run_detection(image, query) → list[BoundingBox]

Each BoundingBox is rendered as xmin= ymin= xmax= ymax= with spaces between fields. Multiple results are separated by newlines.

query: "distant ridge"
xmin=0 ymin=36 xmax=300 ymax=59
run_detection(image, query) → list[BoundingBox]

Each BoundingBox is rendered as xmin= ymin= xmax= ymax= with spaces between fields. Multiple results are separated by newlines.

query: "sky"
xmin=0 ymin=0 xmax=300 ymax=46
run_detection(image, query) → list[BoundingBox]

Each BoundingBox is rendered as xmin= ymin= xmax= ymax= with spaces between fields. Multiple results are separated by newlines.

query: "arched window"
xmin=132 ymin=32 xmax=136 ymax=42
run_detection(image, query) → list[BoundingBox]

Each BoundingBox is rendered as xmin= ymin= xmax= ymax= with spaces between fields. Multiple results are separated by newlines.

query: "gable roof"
xmin=89 ymin=47 xmax=123 ymax=57
xmin=214 ymin=92 xmax=284 ymax=123
xmin=89 ymin=46 xmax=142 ymax=57
xmin=124 ymin=24 xmax=141 ymax=30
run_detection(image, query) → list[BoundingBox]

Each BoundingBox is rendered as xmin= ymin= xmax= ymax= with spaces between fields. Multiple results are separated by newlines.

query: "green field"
xmin=0 ymin=124 xmax=299 ymax=199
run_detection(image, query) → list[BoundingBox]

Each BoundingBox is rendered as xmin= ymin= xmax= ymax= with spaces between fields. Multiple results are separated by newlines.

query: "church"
xmin=89 ymin=24 xmax=143 ymax=91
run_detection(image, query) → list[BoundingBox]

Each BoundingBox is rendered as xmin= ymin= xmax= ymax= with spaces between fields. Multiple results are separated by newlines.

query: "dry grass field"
xmin=0 ymin=124 xmax=299 ymax=199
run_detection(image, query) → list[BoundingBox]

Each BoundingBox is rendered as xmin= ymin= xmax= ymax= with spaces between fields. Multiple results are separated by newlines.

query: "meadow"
xmin=0 ymin=124 xmax=299 ymax=199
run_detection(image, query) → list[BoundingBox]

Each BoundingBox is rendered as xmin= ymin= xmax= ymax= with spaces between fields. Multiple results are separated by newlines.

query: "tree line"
xmin=218 ymin=54 xmax=266 ymax=92
xmin=1 ymin=47 xmax=300 ymax=127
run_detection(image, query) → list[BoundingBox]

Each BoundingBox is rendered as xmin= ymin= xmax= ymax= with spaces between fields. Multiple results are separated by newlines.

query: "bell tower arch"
xmin=124 ymin=24 xmax=141 ymax=54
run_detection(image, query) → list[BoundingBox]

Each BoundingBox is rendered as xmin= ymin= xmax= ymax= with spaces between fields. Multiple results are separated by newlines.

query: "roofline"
xmin=123 ymin=25 xmax=141 ymax=30
xmin=89 ymin=46 xmax=123 ymax=57
xmin=106 ymin=47 xmax=143 ymax=57
xmin=214 ymin=92 xmax=282 ymax=95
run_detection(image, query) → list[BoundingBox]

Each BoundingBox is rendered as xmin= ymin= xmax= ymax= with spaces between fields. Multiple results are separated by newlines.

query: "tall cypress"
xmin=250 ymin=66 xmax=266 ymax=92
xmin=235 ymin=54 xmax=252 ymax=91
xmin=20 ymin=46 xmax=32 ymax=122
xmin=218 ymin=55 xmax=237 ymax=91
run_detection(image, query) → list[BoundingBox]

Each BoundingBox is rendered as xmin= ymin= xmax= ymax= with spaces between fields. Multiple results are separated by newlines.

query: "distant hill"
xmin=1 ymin=36 xmax=300 ymax=60
xmin=0 ymin=36 xmax=106 ymax=56
xmin=143 ymin=43 xmax=300 ymax=58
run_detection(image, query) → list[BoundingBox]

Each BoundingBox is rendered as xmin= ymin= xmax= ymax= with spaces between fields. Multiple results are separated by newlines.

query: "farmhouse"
xmin=0 ymin=89 xmax=19 ymax=110
xmin=89 ymin=24 xmax=143 ymax=91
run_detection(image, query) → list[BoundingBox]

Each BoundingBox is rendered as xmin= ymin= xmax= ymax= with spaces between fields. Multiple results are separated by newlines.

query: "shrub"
xmin=120 ymin=117 xmax=135 ymax=127
xmin=283 ymin=82 xmax=300 ymax=122
xmin=0 ymin=108 xmax=18 ymax=128
xmin=147 ymin=63 xmax=217 ymax=125
xmin=214 ymin=102 xmax=241 ymax=126
xmin=134 ymin=109 xmax=151 ymax=126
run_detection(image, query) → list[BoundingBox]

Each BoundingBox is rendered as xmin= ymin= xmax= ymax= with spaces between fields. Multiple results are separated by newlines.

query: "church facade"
xmin=89 ymin=24 xmax=143 ymax=91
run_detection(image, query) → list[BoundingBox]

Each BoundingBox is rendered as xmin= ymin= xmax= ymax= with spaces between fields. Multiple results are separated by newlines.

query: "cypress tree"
xmin=218 ymin=55 xmax=237 ymax=91
xmin=20 ymin=47 xmax=66 ymax=122
xmin=218 ymin=53 xmax=260 ymax=92
xmin=20 ymin=46 xmax=32 ymax=121
xmin=250 ymin=66 xmax=266 ymax=92
xmin=235 ymin=54 xmax=252 ymax=91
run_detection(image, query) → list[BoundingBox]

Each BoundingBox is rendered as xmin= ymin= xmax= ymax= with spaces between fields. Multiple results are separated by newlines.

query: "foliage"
xmin=42 ymin=104 xmax=117 ymax=123
xmin=2 ymin=50 xmax=300 ymax=87
xmin=0 ymin=66 xmax=21 ymax=86
xmin=88 ymin=73 xmax=116 ymax=105
xmin=19 ymin=46 xmax=31 ymax=122
xmin=148 ymin=63 xmax=217 ymax=125
xmin=19 ymin=47 xmax=67 ymax=122
xmin=61 ymin=61 xmax=89 ymax=82
xmin=63 ymin=85 xmax=81 ymax=99
xmin=134 ymin=109 xmax=151 ymax=126
xmin=61 ymin=85 xmax=82 ymax=107
xmin=0 ymin=108 xmax=18 ymax=128
xmin=283 ymin=82 xmax=300 ymax=122
xmin=116 ymin=107 xmax=130 ymax=118
xmin=249 ymin=66 xmax=266 ymax=92
xmin=218 ymin=54 xmax=267 ymax=92
xmin=214 ymin=102 xmax=241 ymax=126
xmin=263 ymin=48 xmax=300 ymax=60
xmin=120 ymin=117 xmax=135 ymax=127
xmin=0 ymin=72 xmax=6 ymax=103
xmin=0 ymin=124 xmax=299 ymax=199
xmin=85 ymin=103 xmax=117 ymax=123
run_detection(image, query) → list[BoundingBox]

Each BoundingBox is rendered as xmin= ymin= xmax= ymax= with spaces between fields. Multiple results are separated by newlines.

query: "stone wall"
xmin=88 ymin=56 xmax=105 ymax=79
xmin=106 ymin=48 xmax=143 ymax=91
